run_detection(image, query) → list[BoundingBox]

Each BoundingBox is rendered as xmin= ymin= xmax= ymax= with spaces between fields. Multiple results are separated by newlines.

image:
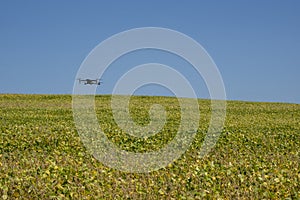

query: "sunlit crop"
xmin=0 ymin=94 xmax=299 ymax=199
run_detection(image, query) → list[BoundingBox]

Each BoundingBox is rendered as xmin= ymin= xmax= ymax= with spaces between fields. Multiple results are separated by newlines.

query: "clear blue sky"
xmin=0 ymin=0 xmax=299 ymax=103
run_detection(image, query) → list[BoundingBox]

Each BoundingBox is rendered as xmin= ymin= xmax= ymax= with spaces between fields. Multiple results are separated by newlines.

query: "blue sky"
xmin=0 ymin=0 xmax=299 ymax=103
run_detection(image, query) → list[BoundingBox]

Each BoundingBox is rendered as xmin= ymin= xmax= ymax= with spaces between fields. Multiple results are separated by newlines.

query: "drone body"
xmin=78 ymin=78 xmax=102 ymax=85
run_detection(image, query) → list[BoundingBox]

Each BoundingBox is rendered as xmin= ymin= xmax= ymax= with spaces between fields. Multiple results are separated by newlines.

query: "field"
xmin=0 ymin=94 xmax=299 ymax=199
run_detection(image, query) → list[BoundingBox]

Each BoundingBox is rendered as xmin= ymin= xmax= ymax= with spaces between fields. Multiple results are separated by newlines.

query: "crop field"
xmin=0 ymin=94 xmax=299 ymax=199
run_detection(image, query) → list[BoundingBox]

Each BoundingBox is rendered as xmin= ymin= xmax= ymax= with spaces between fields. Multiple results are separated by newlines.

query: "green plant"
xmin=0 ymin=94 xmax=299 ymax=199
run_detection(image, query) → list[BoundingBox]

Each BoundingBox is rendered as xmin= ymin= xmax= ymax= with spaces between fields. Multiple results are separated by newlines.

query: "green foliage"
xmin=0 ymin=94 xmax=299 ymax=199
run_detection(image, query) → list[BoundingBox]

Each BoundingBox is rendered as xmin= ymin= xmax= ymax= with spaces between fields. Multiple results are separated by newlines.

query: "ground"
xmin=0 ymin=94 xmax=299 ymax=199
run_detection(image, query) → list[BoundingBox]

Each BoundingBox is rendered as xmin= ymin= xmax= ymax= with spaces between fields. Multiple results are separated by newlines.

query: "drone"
xmin=77 ymin=78 xmax=102 ymax=85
